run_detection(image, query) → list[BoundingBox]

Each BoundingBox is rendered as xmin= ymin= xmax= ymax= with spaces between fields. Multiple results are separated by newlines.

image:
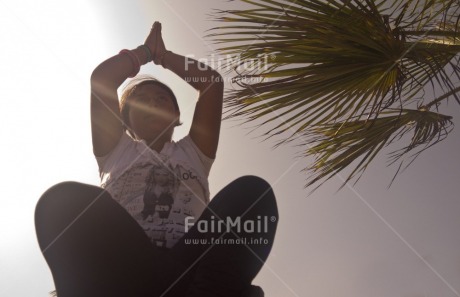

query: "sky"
xmin=0 ymin=0 xmax=459 ymax=296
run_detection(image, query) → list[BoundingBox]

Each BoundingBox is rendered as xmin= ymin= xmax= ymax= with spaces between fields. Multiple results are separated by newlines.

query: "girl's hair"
xmin=120 ymin=74 xmax=182 ymax=131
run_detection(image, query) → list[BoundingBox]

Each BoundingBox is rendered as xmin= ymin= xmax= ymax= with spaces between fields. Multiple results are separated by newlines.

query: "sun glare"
xmin=0 ymin=0 xmax=109 ymax=295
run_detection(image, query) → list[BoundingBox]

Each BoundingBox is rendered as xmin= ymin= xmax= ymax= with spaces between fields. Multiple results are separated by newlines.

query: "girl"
xmin=35 ymin=21 xmax=278 ymax=297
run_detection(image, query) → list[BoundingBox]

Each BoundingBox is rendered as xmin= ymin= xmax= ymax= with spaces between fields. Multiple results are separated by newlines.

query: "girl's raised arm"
xmin=147 ymin=22 xmax=224 ymax=159
xmin=90 ymin=45 xmax=150 ymax=157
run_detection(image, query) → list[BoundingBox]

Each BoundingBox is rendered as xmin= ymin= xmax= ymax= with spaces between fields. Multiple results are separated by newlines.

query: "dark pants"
xmin=35 ymin=176 xmax=278 ymax=297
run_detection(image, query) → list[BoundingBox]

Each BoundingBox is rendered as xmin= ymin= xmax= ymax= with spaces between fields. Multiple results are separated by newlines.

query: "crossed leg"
xmin=35 ymin=176 xmax=278 ymax=297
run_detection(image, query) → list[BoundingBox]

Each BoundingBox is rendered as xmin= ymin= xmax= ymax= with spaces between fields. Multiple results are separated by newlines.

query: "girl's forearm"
xmin=161 ymin=51 xmax=222 ymax=91
xmin=91 ymin=47 xmax=150 ymax=88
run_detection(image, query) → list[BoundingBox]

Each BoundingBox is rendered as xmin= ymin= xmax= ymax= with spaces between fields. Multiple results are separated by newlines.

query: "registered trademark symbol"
xmin=270 ymin=216 xmax=277 ymax=222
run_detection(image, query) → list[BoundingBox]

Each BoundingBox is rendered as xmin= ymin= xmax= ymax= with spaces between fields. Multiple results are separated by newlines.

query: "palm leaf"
xmin=303 ymin=108 xmax=453 ymax=190
xmin=207 ymin=0 xmax=460 ymax=189
xmin=208 ymin=0 xmax=458 ymax=133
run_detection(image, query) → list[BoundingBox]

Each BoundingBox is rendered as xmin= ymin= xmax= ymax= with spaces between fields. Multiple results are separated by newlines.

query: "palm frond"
xmin=208 ymin=0 xmax=459 ymax=137
xmin=302 ymin=108 xmax=453 ymax=189
xmin=207 ymin=0 xmax=460 ymax=190
xmin=208 ymin=0 xmax=407 ymax=134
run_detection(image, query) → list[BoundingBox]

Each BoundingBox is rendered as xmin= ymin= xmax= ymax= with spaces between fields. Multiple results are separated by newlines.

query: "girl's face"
xmin=127 ymin=84 xmax=179 ymax=142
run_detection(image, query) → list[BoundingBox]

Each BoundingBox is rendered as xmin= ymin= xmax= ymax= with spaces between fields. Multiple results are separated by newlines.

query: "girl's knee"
xmin=35 ymin=181 xmax=108 ymax=251
xmin=234 ymin=175 xmax=271 ymax=190
xmin=36 ymin=182 xmax=79 ymax=215
xmin=238 ymin=175 xmax=274 ymax=197
xmin=231 ymin=175 xmax=277 ymax=211
xmin=35 ymin=181 xmax=104 ymax=223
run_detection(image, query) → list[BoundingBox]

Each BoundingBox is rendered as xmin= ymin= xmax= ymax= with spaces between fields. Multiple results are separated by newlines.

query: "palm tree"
xmin=207 ymin=0 xmax=460 ymax=191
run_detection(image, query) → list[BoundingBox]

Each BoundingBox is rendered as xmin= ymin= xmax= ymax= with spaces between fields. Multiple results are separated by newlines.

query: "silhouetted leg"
xmin=34 ymin=181 xmax=184 ymax=297
xmin=171 ymin=176 xmax=279 ymax=297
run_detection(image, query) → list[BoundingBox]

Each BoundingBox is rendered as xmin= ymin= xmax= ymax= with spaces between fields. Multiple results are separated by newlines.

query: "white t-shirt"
xmin=96 ymin=132 xmax=214 ymax=249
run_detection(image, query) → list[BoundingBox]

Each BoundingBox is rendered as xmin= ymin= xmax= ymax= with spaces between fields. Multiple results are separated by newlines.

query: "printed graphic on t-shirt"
xmin=104 ymin=155 xmax=207 ymax=249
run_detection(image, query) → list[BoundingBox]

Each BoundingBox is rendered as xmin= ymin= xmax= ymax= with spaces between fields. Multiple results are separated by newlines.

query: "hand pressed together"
xmin=144 ymin=21 xmax=168 ymax=65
